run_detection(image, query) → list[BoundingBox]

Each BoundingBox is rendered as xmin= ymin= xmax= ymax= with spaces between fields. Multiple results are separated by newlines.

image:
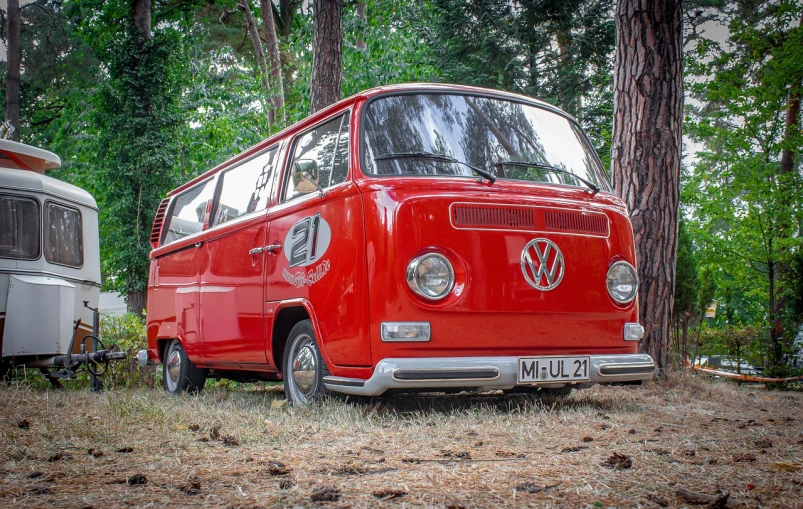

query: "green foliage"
xmin=92 ymin=24 xmax=188 ymax=297
xmin=674 ymin=220 xmax=700 ymax=319
xmin=683 ymin=0 xmax=803 ymax=366
xmin=98 ymin=312 xmax=158 ymax=388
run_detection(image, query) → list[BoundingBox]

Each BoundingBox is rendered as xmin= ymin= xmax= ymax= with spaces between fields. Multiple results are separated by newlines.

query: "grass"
xmin=0 ymin=374 xmax=801 ymax=508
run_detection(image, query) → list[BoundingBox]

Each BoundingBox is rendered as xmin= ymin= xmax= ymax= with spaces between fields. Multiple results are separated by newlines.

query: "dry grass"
xmin=1 ymin=374 xmax=802 ymax=508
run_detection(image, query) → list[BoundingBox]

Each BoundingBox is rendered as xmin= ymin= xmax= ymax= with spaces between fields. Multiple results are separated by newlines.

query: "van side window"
xmin=284 ymin=112 xmax=350 ymax=202
xmin=163 ymin=178 xmax=215 ymax=246
xmin=44 ymin=202 xmax=83 ymax=267
xmin=0 ymin=194 xmax=40 ymax=260
xmin=212 ymin=146 xmax=278 ymax=227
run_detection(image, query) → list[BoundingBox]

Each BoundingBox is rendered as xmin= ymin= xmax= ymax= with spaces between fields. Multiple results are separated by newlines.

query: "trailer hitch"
xmin=45 ymin=303 xmax=127 ymax=390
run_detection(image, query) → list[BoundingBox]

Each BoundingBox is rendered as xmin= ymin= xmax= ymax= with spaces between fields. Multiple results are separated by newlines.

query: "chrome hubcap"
xmin=166 ymin=345 xmax=181 ymax=391
xmin=291 ymin=338 xmax=317 ymax=396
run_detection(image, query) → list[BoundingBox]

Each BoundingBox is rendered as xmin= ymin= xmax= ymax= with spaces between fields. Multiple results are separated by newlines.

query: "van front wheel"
xmin=282 ymin=320 xmax=330 ymax=405
xmin=163 ymin=339 xmax=206 ymax=394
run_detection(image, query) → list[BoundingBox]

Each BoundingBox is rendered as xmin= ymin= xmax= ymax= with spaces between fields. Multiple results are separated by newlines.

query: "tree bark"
xmin=132 ymin=0 xmax=152 ymax=41
xmin=4 ymin=0 xmax=21 ymax=141
xmin=310 ymin=0 xmax=343 ymax=114
xmin=238 ymin=0 xmax=273 ymax=125
xmin=127 ymin=289 xmax=146 ymax=318
xmin=260 ymin=0 xmax=285 ymax=122
xmin=611 ymin=0 xmax=684 ymax=374
xmin=355 ymin=0 xmax=366 ymax=51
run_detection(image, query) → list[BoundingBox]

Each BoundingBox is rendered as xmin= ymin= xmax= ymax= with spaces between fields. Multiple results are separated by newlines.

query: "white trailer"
xmin=0 ymin=140 xmax=122 ymax=384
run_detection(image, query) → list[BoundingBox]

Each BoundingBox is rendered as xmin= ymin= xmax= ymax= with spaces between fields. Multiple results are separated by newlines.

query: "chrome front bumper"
xmin=323 ymin=354 xmax=655 ymax=396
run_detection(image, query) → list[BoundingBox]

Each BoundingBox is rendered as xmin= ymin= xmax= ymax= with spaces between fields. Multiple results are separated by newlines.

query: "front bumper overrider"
xmin=323 ymin=354 xmax=655 ymax=396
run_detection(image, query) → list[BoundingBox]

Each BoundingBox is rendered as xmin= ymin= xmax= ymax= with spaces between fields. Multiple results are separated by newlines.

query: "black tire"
xmin=162 ymin=339 xmax=207 ymax=394
xmin=282 ymin=319 xmax=330 ymax=405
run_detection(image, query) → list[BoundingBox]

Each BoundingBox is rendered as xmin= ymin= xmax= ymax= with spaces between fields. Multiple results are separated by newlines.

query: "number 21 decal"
xmin=284 ymin=213 xmax=332 ymax=268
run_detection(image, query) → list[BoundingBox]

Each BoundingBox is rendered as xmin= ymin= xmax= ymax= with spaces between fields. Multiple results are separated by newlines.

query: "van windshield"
xmin=361 ymin=93 xmax=609 ymax=191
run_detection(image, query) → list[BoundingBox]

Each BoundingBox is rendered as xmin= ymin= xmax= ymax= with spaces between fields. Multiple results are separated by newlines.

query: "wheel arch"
xmin=271 ymin=299 xmax=331 ymax=374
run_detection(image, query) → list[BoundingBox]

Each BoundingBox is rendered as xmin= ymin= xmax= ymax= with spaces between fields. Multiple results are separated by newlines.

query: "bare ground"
xmin=1 ymin=375 xmax=801 ymax=508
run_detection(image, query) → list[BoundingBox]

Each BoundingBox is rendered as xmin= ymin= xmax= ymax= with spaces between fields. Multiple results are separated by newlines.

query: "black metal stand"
xmin=86 ymin=301 xmax=103 ymax=392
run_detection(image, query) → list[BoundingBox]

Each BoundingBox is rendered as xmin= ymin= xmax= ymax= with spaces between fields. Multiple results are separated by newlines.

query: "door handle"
xmin=264 ymin=243 xmax=281 ymax=253
xmin=249 ymin=247 xmax=264 ymax=256
xmin=194 ymin=242 xmax=202 ymax=248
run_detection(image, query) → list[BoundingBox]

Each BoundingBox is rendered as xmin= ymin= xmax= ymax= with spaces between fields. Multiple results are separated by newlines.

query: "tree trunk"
xmin=127 ymin=289 xmax=146 ymax=319
xmin=309 ymin=0 xmax=343 ymax=114
xmin=611 ymin=0 xmax=684 ymax=374
xmin=260 ymin=0 xmax=285 ymax=122
xmin=238 ymin=0 xmax=273 ymax=125
xmin=355 ymin=0 xmax=366 ymax=51
xmin=4 ymin=0 xmax=21 ymax=141
xmin=133 ymin=0 xmax=152 ymax=41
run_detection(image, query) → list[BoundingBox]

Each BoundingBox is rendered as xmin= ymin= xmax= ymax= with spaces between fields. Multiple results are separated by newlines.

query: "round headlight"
xmin=406 ymin=253 xmax=455 ymax=300
xmin=606 ymin=261 xmax=638 ymax=304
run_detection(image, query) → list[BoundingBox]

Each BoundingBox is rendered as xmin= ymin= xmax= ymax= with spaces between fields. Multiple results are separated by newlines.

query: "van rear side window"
xmin=44 ymin=202 xmax=83 ymax=267
xmin=0 ymin=194 xmax=40 ymax=260
xmin=212 ymin=146 xmax=278 ymax=227
xmin=163 ymin=179 xmax=215 ymax=246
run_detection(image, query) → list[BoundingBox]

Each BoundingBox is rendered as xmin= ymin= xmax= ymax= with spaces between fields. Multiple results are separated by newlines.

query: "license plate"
xmin=518 ymin=356 xmax=590 ymax=383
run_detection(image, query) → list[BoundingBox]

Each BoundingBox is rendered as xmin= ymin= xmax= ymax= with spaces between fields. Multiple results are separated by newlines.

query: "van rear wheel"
xmin=282 ymin=320 xmax=330 ymax=406
xmin=163 ymin=339 xmax=206 ymax=394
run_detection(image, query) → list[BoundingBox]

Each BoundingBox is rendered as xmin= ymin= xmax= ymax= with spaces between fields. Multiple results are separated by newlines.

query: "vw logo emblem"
xmin=521 ymin=238 xmax=565 ymax=291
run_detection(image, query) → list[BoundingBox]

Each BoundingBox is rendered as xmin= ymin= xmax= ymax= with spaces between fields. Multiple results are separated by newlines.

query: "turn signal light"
xmin=381 ymin=322 xmax=431 ymax=342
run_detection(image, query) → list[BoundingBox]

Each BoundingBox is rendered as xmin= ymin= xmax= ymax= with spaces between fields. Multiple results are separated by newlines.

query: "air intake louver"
xmin=150 ymin=198 xmax=170 ymax=248
xmin=544 ymin=210 xmax=609 ymax=236
xmin=452 ymin=205 xmax=535 ymax=229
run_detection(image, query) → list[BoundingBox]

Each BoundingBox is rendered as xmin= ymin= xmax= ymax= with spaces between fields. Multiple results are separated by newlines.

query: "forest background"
xmin=1 ymin=0 xmax=802 ymax=378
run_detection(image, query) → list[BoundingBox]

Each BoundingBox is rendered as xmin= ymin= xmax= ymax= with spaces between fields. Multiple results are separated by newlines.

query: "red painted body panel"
xmin=354 ymin=178 xmax=638 ymax=374
xmin=146 ymin=83 xmax=643 ymax=385
xmin=199 ymin=213 xmax=268 ymax=365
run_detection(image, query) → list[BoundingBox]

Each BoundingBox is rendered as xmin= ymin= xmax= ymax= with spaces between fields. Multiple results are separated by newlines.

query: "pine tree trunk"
xmin=4 ymin=0 xmax=21 ymax=141
xmin=239 ymin=0 xmax=273 ymax=125
xmin=260 ymin=0 xmax=286 ymax=122
xmin=310 ymin=0 xmax=343 ymax=114
xmin=611 ymin=0 xmax=684 ymax=374
xmin=127 ymin=289 xmax=146 ymax=319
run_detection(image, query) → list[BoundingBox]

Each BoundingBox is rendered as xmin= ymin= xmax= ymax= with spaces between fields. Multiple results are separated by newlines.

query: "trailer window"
xmin=212 ymin=146 xmax=278 ymax=227
xmin=284 ymin=112 xmax=350 ymax=202
xmin=44 ymin=202 xmax=83 ymax=267
xmin=163 ymin=178 xmax=215 ymax=245
xmin=0 ymin=195 xmax=40 ymax=260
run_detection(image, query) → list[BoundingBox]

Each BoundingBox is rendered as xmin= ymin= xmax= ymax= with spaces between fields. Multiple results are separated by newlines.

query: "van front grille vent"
xmin=150 ymin=198 xmax=170 ymax=247
xmin=452 ymin=205 xmax=535 ymax=229
xmin=544 ymin=210 xmax=609 ymax=236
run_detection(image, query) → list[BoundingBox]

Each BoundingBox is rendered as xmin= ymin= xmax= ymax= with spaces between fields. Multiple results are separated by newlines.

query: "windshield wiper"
xmin=374 ymin=152 xmax=496 ymax=184
xmin=492 ymin=160 xmax=599 ymax=195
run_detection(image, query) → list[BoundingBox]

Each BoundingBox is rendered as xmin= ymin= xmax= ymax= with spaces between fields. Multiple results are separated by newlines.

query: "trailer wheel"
xmin=282 ymin=320 xmax=330 ymax=406
xmin=163 ymin=339 xmax=206 ymax=394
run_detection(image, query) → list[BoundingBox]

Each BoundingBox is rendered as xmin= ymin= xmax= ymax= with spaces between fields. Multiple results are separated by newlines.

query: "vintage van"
xmin=141 ymin=83 xmax=655 ymax=404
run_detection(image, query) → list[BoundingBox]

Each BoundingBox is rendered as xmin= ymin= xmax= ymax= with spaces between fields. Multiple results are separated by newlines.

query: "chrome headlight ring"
xmin=406 ymin=253 xmax=455 ymax=301
xmin=606 ymin=260 xmax=638 ymax=304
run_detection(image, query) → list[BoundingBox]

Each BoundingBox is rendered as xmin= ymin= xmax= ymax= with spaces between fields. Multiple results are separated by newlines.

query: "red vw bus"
xmin=140 ymin=84 xmax=655 ymax=405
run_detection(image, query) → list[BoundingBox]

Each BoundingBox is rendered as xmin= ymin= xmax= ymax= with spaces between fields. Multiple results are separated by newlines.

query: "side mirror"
xmin=292 ymin=159 xmax=325 ymax=197
xmin=293 ymin=159 xmax=319 ymax=188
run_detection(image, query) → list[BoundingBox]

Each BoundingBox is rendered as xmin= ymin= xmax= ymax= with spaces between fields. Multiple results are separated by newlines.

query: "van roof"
xmin=0 ymin=166 xmax=98 ymax=210
xmin=0 ymin=139 xmax=61 ymax=173
xmin=169 ymin=83 xmax=572 ymax=197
